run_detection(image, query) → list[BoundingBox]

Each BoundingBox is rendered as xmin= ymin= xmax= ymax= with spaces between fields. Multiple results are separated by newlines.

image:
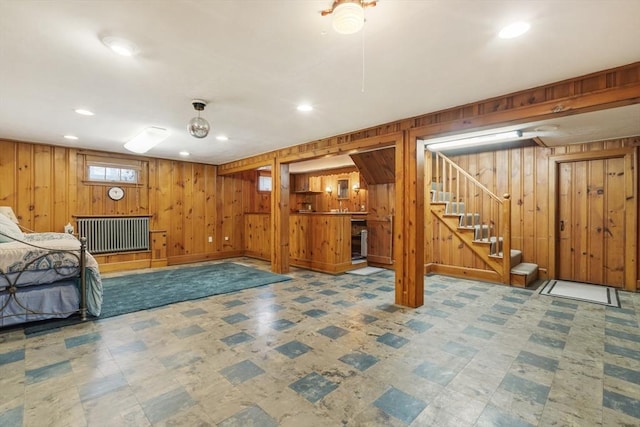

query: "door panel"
xmin=557 ymin=158 xmax=625 ymax=287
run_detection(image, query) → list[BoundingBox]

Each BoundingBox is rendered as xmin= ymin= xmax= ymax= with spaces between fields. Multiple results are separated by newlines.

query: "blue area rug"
xmin=24 ymin=262 xmax=291 ymax=334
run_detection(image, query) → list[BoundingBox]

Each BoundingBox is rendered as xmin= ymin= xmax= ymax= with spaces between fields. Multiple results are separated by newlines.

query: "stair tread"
xmin=511 ymin=262 xmax=538 ymax=275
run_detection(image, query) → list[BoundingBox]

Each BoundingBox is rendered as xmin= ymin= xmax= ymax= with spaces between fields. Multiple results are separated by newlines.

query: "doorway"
xmin=551 ymin=148 xmax=636 ymax=289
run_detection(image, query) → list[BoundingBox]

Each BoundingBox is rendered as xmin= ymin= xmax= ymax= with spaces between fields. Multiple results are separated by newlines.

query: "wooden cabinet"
xmin=294 ymin=174 xmax=322 ymax=193
xmin=289 ymin=213 xmax=357 ymax=274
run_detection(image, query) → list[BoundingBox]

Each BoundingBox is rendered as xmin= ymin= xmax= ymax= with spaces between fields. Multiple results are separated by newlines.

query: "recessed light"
xmin=179 ymin=151 xmax=190 ymax=156
xmin=499 ymin=22 xmax=530 ymax=39
xmin=297 ymin=104 xmax=313 ymax=112
xmin=75 ymin=109 xmax=94 ymax=116
xmin=216 ymin=135 xmax=229 ymax=141
xmin=101 ymin=36 xmax=139 ymax=57
xmin=64 ymin=135 xmax=79 ymax=140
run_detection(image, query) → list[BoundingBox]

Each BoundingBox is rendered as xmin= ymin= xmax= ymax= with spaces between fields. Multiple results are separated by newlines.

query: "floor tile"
xmin=141 ymin=387 xmax=196 ymax=424
xmin=318 ymin=325 xmax=349 ymax=340
xmin=0 ymin=348 xmax=24 ymax=365
xmin=181 ymin=307 xmax=207 ymax=317
xmin=406 ymin=319 xmax=433 ymax=333
xmin=293 ymin=296 xmax=314 ymax=304
xmin=338 ymin=352 xmax=379 ymax=371
xmin=218 ymin=405 xmax=277 ymax=427
xmin=302 ymin=309 xmax=327 ymax=318
xmin=275 ymin=340 xmax=312 ymax=359
xmin=499 ymin=373 xmax=550 ymax=405
xmin=373 ymin=387 xmax=427 ymax=424
xmin=270 ymin=319 xmax=295 ymax=331
xmin=25 ymin=360 xmax=72 ymax=384
xmin=0 ymin=406 xmax=23 ymax=427
xmin=515 ymin=350 xmax=559 ymax=372
xmin=288 ymin=372 xmax=338 ymax=404
xmin=222 ymin=312 xmax=250 ymax=324
xmin=529 ymin=333 xmax=566 ymax=350
xmin=220 ymin=360 xmax=265 ymax=385
xmin=221 ymin=331 xmax=255 ymax=347
xmin=376 ymin=332 xmax=409 ymax=349
xmin=603 ymin=389 xmax=640 ymax=419
xmin=173 ymin=324 xmax=205 ymax=338
xmin=478 ymin=314 xmax=507 ymax=325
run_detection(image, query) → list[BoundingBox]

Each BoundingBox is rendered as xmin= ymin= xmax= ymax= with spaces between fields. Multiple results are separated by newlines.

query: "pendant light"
xmin=188 ymin=99 xmax=210 ymax=139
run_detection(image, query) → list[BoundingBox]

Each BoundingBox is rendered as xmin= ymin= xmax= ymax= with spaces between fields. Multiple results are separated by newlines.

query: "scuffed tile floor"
xmin=1 ymin=257 xmax=639 ymax=426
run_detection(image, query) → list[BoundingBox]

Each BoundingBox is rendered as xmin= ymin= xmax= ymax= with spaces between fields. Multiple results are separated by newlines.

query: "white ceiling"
xmin=1 ymin=1 xmax=639 ymax=167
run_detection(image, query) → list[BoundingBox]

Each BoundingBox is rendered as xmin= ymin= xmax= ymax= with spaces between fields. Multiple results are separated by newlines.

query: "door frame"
xmin=549 ymin=147 xmax=637 ymax=291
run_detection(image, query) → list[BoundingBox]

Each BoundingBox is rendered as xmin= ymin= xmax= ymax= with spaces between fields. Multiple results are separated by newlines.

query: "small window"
xmin=85 ymin=155 xmax=142 ymax=184
xmin=258 ymin=172 xmax=272 ymax=192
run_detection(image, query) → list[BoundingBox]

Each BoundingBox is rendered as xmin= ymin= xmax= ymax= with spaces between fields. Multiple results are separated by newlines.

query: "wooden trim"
xmin=548 ymin=147 xmax=637 ymax=291
xmin=168 ymin=251 xmax=243 ymax=265
xmin=426 ymin=263 xmax=502 ymax=283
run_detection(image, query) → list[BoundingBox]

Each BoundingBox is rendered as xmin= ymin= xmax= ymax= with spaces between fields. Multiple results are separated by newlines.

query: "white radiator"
xmin=77 ymin=217 xmax=150 ymax=254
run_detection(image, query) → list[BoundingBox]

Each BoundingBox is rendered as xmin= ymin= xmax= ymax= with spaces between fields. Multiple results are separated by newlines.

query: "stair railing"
xmin=432 ymin=152 xmax=512 ymax=284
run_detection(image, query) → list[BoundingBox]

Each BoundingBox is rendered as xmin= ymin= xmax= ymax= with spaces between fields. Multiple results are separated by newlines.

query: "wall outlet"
xmin=224 ymin=236 xmax=229 ymax=241
xmin=208 ymin=236 xmax=213 ymax=243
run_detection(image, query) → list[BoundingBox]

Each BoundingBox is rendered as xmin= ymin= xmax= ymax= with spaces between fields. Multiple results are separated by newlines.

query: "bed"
xmin=0 ymin=213 xmax=102 ymax=328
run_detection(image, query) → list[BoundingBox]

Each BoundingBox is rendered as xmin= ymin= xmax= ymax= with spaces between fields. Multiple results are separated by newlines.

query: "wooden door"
xmin=557 ymin=157 xmax=625 ymax=287
xmin=367 ymin=215 xmax=393 ymax=264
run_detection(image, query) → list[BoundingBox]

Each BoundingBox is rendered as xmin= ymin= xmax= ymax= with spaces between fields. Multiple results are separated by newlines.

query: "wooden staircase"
xmin=430 ymin=153 xmax=538 ymax=287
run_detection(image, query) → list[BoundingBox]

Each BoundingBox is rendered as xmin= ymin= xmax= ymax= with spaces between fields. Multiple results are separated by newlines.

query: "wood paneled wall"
xmin=427 ymin=136 xmax=640 ymax=283
xmin=291 ymin=168 xmax=366 ymax=213
xmin=0 ymin=140 xmax=247 ymax=269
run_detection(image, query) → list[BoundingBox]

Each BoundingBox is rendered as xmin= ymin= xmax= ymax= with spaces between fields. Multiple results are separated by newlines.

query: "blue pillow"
xmin=0 ymin=212 xmax=23 ymax=243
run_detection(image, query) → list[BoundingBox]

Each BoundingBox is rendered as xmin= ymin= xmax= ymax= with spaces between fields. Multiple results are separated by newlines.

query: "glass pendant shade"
xmin=332 ymin=2 xmax=365 ymax=34
xmin=188 ymin=116 xmax=210 ymax=138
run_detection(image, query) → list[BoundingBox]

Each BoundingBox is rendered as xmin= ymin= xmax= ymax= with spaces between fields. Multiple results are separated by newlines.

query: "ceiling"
xmin=1 ymin=1 xmax=639 ymax=168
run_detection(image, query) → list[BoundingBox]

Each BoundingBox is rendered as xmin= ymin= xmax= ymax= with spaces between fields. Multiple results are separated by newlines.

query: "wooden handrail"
xmin=432 ymin=152 xmax=513 ymax=283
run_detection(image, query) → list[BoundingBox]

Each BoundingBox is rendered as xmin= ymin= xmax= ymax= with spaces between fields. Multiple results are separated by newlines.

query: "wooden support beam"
xmin=271 ymin=160 xmax=290 ymax=273
xmin=395 ymin=131 xmax=425 ymax=307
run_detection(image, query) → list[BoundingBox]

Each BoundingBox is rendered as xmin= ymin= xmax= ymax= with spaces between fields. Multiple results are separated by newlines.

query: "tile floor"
xmin=1 ymin=258 xmax=639 ymax=426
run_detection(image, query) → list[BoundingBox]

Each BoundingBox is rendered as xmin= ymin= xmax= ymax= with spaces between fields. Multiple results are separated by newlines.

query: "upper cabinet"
xmin=294 ymin=174 xmax=322 ymax=193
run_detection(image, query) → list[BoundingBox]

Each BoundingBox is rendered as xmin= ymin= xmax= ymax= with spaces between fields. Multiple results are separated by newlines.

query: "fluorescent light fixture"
xmin=499 ymin=22 xmax=530 ymax=39
xmin=297 ymin=104 xmax=313 ymax=112
xmin=64 ymin=135 xmax=79 ymax=140
xmin=215 ymin=135 xmax=229 ymax=141
xmin=74 ymin=109 xmax=94 ymax=116
xmin=179 ymin=151 xmax=190 ymax=156
xmin=101 ymin=36 xmax=138 ymax=57
xmin=425 ymin=130 xmax=524 ymax=152
xmin=124 ymin=127 xmax=169 ymax=153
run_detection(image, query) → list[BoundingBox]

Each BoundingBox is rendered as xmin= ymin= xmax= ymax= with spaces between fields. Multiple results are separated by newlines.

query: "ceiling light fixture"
xmin=215 ymin=135 xmax=228 ymax=141
xmin=124 ymin=126 xmax=169 ymax=153
xmin=321 ymin=0 xmax=377 ymax=35
xmin=297 ymin=104 xmax=313 ymax=112
xmin=101 ymin=36 xmax=139 ymax=56
xmin=179 ymin=151 xmax=190 ymax=157
xmin=74 ymin=109 xmax=94 ymax=116
xmin=425 ymin=130 xmax=525 ymax=152
xmin=498 ymin=22 xmax=531 ymax=39
xmin=63 ymin=135 xmax=79 ymax=140
xmin=188 ymin=100 xmax=210 ymax=139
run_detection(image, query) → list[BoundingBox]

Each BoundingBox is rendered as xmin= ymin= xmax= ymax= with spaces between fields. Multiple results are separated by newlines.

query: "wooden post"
xmin=502 ymin=193 xmax=511 ymax=285
xmin=395 ymin=131 xmax=425 ymax=307
xmin=271 ymin=159 xmax=290 ymax=273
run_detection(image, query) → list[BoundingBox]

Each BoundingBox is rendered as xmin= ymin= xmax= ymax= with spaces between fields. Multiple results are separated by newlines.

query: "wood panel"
xmin=289 ymin=213 xmax=352 ymax=274
xmin=0 ymin=140 xmax=238 ymax=271
xmin=244 ymin=213 xmax=271 ymax=260
xmin=350 ymin=148 xmax=395 ymax=184
xmin=428 ymin=136 xmax=638 ymax=290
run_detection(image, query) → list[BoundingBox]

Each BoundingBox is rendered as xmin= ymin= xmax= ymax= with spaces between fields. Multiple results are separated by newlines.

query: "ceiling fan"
xmin=321 ymin=0 xmax=377 ymax=34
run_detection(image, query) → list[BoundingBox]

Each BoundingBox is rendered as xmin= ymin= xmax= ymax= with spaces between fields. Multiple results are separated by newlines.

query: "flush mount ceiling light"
xmin=425 ymin=130 xmax=525 ymax=152
xmin=321 ymin=0 xmax=377 ymax=34
xmin=215 ymin=135 xmax=228 ymax=141
xmin=297 ymin=104 xmax=313 ymax=112
xmin=498 ymin=22 xmax=531 ymax=39
xmin=188 ymin=100 xmax=210 ymax=139
xmin=124 ymin=126 xmax=169 ymax=153
xmin=74 ymin=108 xmax=94 ymax=116
xmin=101 ymin=36 xmax=139 ymax=56
xmin=63 ymin=135 xmax=79 ymax=140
